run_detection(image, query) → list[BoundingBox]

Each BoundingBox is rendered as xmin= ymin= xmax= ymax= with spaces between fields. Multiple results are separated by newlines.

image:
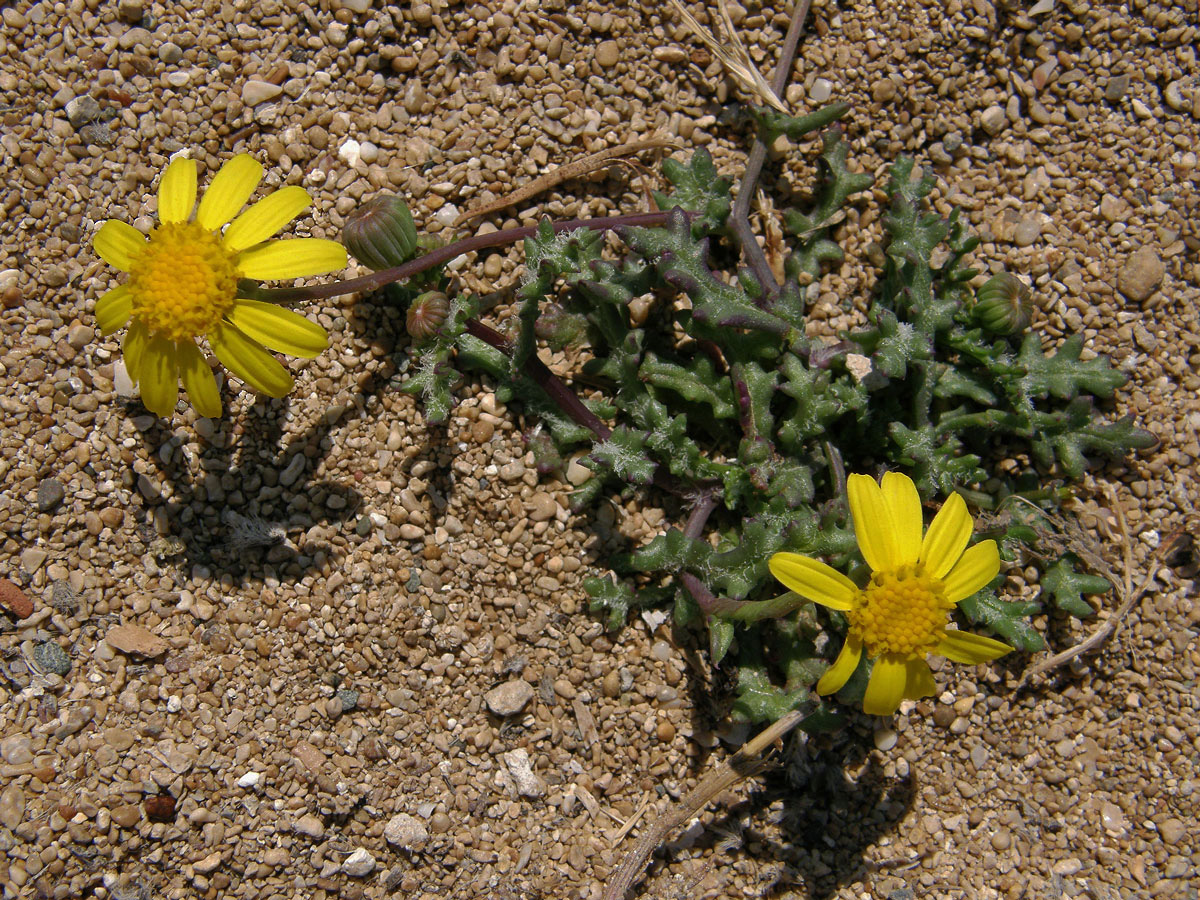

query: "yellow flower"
xmin=92 ymin=154 xmax=347 ymax=418
xmin=769 ymin=472 xmax=1011 ymax=716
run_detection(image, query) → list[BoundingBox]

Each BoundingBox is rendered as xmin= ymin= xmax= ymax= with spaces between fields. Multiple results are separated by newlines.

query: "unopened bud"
xmin=973 ymin=272 xmax=1032 ymax=335
xmin=342 ymin=194 xmax=418 ymax=271
xmin=406 ymin=291 xmax=450 ymax=342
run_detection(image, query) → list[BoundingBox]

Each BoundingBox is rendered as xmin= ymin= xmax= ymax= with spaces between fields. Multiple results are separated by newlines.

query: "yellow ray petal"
xmin=210 ymin=321 xmax=293 ymax=398
xmin=123 ymin=320 xmax=150 ymax=384
xmin=139 ymin=336 xmax=180 ymax=417
xmin=903 ymin=657 xmax=937 ymax=700
xmin=228 ymin=299 xmax=328 ymax=358
xmin=95 ymin=285 xmax=133 ymax=335
xmin=920 ymin=492 xmax=972 ymax=579
xmin=863 ymin=654 xmax=907 ymax=716
xmin=158 ymin=156 xmax=197 ymax=224
xmin=768 ymin=553 xmax=857 ymax=610
xmin=176 ymin=340 xmax=221 ymax=418
xmin=847 ymin=474 xmax=900 ymax=572
xmin=880 ymin=471 xmax=923 ymax=566
xmin=197 ymin=154 xmax=263 ymax=231
xmin=942 ymin=540 xmax=1000 ymax=603
xmin=236 ymin=238 xmax=348 ymax=280
xmin=94 ymin=220 xmax=147 ymax=272
xmin=936 ymin=629 xmax=1012 ymax=664
xmin=816 ymin=635 xmax=862 ymax=696
xmin=223 ymin=186 xmax=313 ymax=253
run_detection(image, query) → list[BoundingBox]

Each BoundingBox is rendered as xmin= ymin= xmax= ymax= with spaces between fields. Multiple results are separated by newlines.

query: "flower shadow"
xmin=126 ymin=389 xmax=363 ymax=584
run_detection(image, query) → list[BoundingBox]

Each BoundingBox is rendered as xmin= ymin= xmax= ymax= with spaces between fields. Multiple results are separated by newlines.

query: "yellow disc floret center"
xmin=849 ymin=564 xmax=953 ymax=657
xmin=127 ymin=222 xmax=239 ymax=343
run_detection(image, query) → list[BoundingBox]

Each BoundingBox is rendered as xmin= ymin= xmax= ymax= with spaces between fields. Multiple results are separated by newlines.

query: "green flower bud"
xmin=973 ymin=272 xmax=1032 ymax=335
xmin=342 ymin=194 xmax=418 ymax=270
xmin=406 ymin=291 xmax=450 ymax=343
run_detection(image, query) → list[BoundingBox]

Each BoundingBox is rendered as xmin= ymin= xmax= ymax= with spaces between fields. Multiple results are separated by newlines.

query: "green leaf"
xmin=640 ymin=352 xmax=737 ymax=420
xmin=709 ymin=617 xmax=736 ymax=665
xmin=1041 ymin=555 xmax=1110 ymax=619
xmin=583 ymin=575 xmax=634 ymax=631
xmin=1010 ymin=333 xmax=1127 ymax=403
xmin=652 ymin=149 xmax=733 ymax=236
xmin=957 ymin=589 xmax=1045 ymax=652
xmin=589 ymin=426 xmax=656 ymax=485
xmin=752 ymin=102 xmax=850 ymax=143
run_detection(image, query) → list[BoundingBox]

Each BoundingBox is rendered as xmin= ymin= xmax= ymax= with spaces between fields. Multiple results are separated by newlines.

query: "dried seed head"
xmin=973 ymin=272 xmax=1032 ymax=335
xmin=342 ymin=194 xmax=418 ymax=271
xmin=406 ymin=291 xmax=450 ymax=342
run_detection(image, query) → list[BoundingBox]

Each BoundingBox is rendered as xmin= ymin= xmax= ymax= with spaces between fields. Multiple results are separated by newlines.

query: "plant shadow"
xmin=645 ymin=730 xmax=917 ymax=900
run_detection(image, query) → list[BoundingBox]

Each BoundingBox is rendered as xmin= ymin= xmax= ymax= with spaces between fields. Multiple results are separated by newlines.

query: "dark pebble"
xmin=37 ymin=478 xmax=65 ymax=512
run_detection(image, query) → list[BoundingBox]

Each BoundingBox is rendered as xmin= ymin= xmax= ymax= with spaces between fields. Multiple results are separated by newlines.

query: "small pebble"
xmin=384 ymin=813 xmax=428 ymax=850
xmin=979 ymin=105 xmax=1007 ymax=135
xmin=33 ymin=641 xmax=71 ymax=676
xmin=241 ymin=80 xmax=282 ymax=106
xmin=1158 ymin=818 xmax=1186 ymax=845
xmin=292 ymin=813 xmax=325 ymax=839
xmin=874 ymin=726 xmax=899 ymax=752
xmin=484 ymin=680 xmax=534 ymax=716
xmin=1117 ymin=247 xmax=1165 ymax=303
xmin=342 ymin=848 xmax=376 ymax=877
xmin=36 ymin=478 xmax=65 ymax=511
xmin=158 ymin=41 xmax=183 ymax=64
xmin=1105 ymin=73 xmax=1131 ymax=103
xmin=0 ymin=735 xmax=33 ymax=765
xmin=0 ymin=578 xmax=33 ymax=618
xmin=116 ymin=0 xmax=143 ymax=22
xmin=595 ymin=40 xmax=620 ymax=68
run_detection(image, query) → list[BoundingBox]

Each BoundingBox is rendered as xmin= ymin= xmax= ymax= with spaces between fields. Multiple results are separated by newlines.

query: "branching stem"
xmin=730 ymin=0 xmax=813 ymax=295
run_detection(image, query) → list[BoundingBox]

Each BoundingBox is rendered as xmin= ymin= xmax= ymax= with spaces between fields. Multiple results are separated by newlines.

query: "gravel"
xmin=0 ymin=0 xmax=1195 ymax=898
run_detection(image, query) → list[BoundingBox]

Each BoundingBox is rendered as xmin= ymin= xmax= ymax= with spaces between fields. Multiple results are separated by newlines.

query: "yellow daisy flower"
xmin=769 ymin=472 xmax=1011 ymax=716
xmin=92 ymin=154 xmax=347 ymax=418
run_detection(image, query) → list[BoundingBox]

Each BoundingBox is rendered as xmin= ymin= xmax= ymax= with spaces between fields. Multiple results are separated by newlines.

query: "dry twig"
xmin=600 ymin=710 xmax=805 ymax=900
xmin=1021 ymin=484 xmax=1171 ymax=683
xmin=453 ymin=137 xmax=678 ymax=227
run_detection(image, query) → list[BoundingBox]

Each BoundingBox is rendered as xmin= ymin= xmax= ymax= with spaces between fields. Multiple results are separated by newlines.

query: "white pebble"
xmin=237 ymin=771 xmax=262 ymax=789
xmin=341 ymin=847 xmax=376 ymax=877
xmin=113 ymin=360 xmax=136 ymax=398
xmin=874 ymin=726 xmax=898 ymax=752
xmin=338 ymin=138 xmax=362 ymax=167
xmin=809 ymin=77 xmax=834 ymax=103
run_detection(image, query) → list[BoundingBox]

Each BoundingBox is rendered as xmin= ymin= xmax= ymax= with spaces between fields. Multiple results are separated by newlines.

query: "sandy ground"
xmin=0 ymin=0 xmax=1197 ymax=898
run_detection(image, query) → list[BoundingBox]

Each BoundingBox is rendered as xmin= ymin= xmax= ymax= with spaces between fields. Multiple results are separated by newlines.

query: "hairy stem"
xmin=729 ymin=0 xmax=813 ymax=295
xmin=463 ymin=318 xmax=612 ymax=440
xmin=253 ymin=210 xmax=673 ymax=305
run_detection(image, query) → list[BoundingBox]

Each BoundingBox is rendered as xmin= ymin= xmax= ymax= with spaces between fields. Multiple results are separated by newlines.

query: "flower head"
xmin=92 ymin=154 xmax=347 ymax=418
xmin=769 ymin=472 xmax=1011 ymax=716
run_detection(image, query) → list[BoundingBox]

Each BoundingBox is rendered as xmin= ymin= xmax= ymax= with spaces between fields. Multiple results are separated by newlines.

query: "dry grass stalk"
xmin=668 ymin=0 xmax=789 ymax=114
